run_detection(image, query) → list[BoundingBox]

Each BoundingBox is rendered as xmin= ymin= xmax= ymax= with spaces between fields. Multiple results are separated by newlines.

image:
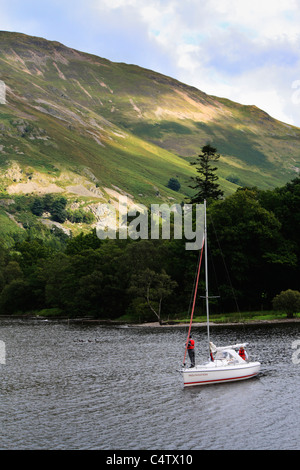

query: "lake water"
xmin=0 ymin=319 xmax=299 ymax=450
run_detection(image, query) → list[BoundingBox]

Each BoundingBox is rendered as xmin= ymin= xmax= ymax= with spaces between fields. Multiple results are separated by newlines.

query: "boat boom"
xmin=210 ymin=341 xmax=249 ymax=352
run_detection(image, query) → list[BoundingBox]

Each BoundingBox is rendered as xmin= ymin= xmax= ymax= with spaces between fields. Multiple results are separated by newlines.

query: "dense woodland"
xmin=0 ymin=178 xmax=300 ymax=321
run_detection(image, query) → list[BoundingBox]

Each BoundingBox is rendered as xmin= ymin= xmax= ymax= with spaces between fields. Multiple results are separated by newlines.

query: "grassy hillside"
xmin=1 ymin=31 xmax=300 ymax=238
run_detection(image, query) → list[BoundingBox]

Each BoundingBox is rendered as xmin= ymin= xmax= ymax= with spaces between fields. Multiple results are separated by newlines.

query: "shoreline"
xmin=131 ymin=318 xmax=300 ymax=327
xmin=0 ymin=316 xmax=299 ymax=327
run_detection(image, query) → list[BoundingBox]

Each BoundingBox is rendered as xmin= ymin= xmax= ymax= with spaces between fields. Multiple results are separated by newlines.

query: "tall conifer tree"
xmin=189 ymin=144 xmax=224 ymax=203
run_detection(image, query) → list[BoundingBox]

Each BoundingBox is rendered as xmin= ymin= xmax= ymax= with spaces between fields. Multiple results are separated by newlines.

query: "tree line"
xmin=0 ymin=176 xmax=299 ymax=321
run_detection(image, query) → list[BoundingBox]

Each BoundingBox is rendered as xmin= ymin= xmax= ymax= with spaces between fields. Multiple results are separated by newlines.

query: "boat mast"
xmin=182 ymin=206 xmax=205 ymax=367
xmin=183 ymin=243 xmax=204 ymax=366
xmin=204 ymin=199 xmax=210 ymax=355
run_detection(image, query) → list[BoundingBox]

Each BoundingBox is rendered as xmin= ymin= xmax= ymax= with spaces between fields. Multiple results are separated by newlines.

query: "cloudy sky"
xmin=1 ymin=0 xmax=300 ymax=126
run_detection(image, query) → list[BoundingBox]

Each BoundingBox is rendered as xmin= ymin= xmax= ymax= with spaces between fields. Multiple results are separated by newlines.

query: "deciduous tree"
xmin=272 ymin=289 xmax=300 ymax=318
xmin=129 ymin=268 xmax=177 ymax=324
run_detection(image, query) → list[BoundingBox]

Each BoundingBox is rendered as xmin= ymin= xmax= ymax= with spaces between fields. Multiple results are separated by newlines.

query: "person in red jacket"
xmin=187 ymin=335 xmax=195 ymax=367
xmin=238 ymin=346 xmax=248 ymax=361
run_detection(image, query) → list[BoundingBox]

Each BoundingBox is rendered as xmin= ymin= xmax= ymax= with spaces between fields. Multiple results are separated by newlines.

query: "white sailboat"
xmin=181 ymin=200 xmax=261 ymax=387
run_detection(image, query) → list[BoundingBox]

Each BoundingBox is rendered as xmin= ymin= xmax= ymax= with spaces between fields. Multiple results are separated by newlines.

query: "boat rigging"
xmin=181 ymin=200 xmax=261 ymax=387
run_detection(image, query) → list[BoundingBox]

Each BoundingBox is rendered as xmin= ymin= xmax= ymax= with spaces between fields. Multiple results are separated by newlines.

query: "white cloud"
xmin=118 ymin=0 xmax=300 ymax=126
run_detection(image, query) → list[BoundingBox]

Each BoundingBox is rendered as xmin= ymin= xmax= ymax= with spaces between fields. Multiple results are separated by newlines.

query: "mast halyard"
xmin=182 ymin=202 xmax=205 ymax=367
xmin=182 ymin=199 xmax=210 ymax=366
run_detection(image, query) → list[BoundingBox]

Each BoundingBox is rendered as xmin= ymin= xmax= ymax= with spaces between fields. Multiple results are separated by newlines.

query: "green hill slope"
xmin=0 ymin=31 xmax=300 ymax=238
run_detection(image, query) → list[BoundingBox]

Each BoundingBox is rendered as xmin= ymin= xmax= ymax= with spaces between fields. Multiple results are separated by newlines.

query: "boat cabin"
xmin=212 ymin=347 xmax=247 ymax=364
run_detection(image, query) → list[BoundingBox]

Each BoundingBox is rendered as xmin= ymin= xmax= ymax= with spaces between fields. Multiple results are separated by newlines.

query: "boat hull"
xmin=182 ymin=361 xmax=261 ymax=387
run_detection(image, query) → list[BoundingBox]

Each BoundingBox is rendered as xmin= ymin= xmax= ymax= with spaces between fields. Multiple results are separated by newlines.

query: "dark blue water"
xmin=0 ymin=319 xmax=299 ymax=450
